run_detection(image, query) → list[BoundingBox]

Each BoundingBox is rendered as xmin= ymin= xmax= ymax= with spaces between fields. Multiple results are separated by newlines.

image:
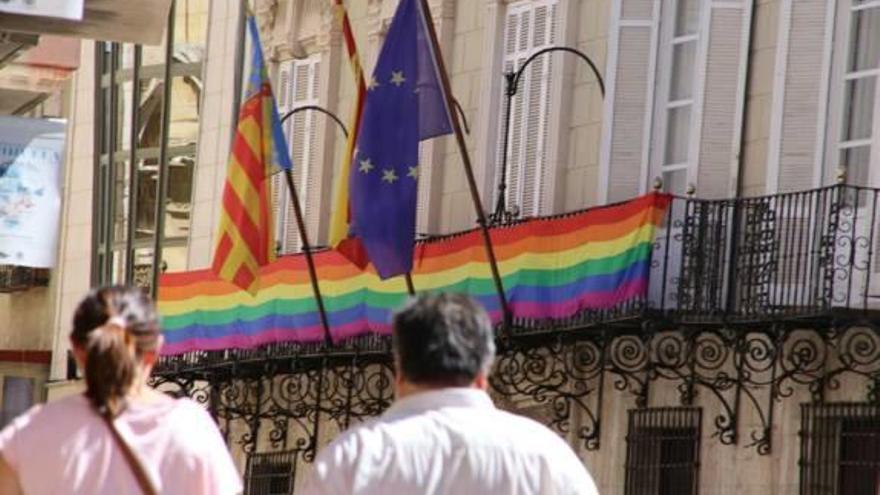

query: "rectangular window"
xmin=0 ymin=377 xmax=34 ymax=428
xmin=828 ymin=0 xmax=880 ymax=283
xmin=656 ymin=0 xmax=702 ymax=195
xmin=92 ymin=0 xmax=208 ymax=290
xmin=801 ymin=402 xmax=880 ymax=495
xmin=493 ymin=0 xmax=558 ymax=218
xmin=834 ymin=1 xmax=880 ymax=186
xmin=605 ymin=0 xmax=748 ymax=201
xmin=244 ymin=450 xmax=297 ymax=495
xmin=273 ymin=55 xmax=321 ymax=254
xmin=625 ymin=407 xmax=701 ymax=495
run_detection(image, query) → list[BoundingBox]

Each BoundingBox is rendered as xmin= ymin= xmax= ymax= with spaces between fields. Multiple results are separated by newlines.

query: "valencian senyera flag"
xmin=328 ymin=0 xmax=369 ymax=267
xmin=347 ymin=0 xmax=453 ymax=279
xmin=211 ymin=15 xmax=292 ymax=294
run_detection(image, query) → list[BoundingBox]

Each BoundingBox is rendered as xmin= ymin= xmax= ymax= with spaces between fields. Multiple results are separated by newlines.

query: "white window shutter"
xmin=767 ymin=0 xmax=832 ymax=193
xmin=694 ymin=0 xmax=753 ymax=199
xmin=495 ymin=0 xmax=558 ymax=218
xmin=304 ymin=58 xmax=322 ymax=246
xmin=527 ymin=2 xmax=556 ymax=217
xmin=272 ymin=62 xmax=293 ymax=255
xmin=277 ymin=63 xmax=291 ymax=112
xmin=274 ymin=55 xmax=321 ymax=254
xmin=285 ymin=64 xmax=307 ymax=253
xmin=520 ymin=3 xmax=550 ymax=217
xmin=600 ymin=0 xmax=659 ymax=203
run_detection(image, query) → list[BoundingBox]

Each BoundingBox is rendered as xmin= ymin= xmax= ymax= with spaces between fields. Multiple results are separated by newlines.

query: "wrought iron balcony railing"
xmin=155 ymin=185 xmax=880 ymax=375
xmin=647 ymin=184 xmax=880 ymax=326
xmin=509 ymin=184 xmax=880 ymax=335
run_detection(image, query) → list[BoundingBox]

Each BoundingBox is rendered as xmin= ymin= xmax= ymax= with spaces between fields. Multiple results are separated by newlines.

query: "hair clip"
xmin=104 ymin=315 xmax=128 ymax=330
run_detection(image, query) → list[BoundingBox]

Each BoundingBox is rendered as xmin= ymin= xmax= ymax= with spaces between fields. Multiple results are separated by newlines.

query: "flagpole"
xmin=404 ymin=272 xmax=416 ymax=296
xmin=282 ymin=169 xmax=333 ymax=345
xmin=417 ymin=0 xmax=511 ymax=328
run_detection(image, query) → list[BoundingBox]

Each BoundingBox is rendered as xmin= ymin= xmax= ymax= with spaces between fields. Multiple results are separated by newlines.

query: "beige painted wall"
xmin=0 ymin=55 xmax=78 ymax=385
xmin=48 ymin=42 xmax=97 ymax=381
xmin=0 ymin=289 xmax=54 ymax=350
xmin=186 ymin=0 xmax=243 ymax=269
xmin=563 ymin=0 xmax=608 ymax=211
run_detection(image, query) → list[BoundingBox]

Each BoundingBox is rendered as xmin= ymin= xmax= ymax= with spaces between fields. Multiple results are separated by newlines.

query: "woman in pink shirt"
xmin=0 ymin=286 xmax=242 ymax=495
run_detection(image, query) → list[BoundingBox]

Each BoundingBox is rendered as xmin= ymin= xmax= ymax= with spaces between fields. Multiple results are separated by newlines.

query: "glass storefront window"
xmin=93 ymin=0 xmax=207 ymax=292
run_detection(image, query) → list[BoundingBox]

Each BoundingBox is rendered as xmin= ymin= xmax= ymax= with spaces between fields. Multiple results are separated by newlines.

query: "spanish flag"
xmin=328 ymin=0 xmax=369 ymax=267
xmin=212 ymin=15 xmax=292 ymax=294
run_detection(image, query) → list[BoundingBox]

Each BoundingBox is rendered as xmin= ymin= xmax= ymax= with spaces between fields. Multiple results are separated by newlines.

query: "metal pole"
xmin=492 ymin=72 xmax=515 ymax=223
xmin=404 ymin=272 xmax=416 ymax=296
xmin=125 ymin=45 xmax=142 ymax=285
xmin=104 ymin=44 xmax=119 ymax=284
xmin=276 ymin=106 xmax=349 ymax=343
xmin=90 ymin=43 xmax=105 ymax=286
xmin=417 ymin=0 xmax=511 ymax=328
xmin=151 ymin=0 xmax=176 ymax=297
xmin=277 ymin=112 xmax=334 ymax=343
xmin=282 ymin=168 xmax=333 ymax=345
xmin=493 ymin=46 xmax=605 ymax=224
xmin=281 ymin=105 xmax=349 ymax=139
xmin=510 ymin=46 xmax=605 ymax=98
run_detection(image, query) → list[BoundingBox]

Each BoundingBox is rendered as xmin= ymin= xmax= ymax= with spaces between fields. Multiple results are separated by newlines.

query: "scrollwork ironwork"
xmin=491 ymin=336 xmax=605 ymax=450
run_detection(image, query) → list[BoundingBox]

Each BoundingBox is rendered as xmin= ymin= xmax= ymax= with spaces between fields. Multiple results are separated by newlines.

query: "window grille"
xmin=800 ymin=402 xmax=880 ymax=495
xmin=244 ymin=450 xmax=299 ymax=495
xmin=625 ymin=407 xmax=701 ymax=495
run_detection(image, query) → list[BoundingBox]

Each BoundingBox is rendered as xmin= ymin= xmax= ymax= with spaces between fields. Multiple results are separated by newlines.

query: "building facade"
xmin=4 ymin=0 xmax=878 ymax=494
xmin=0 ymin=0 xmax=178 ymax=426
xmin=0 ymin=29 xmax=82 ymax=431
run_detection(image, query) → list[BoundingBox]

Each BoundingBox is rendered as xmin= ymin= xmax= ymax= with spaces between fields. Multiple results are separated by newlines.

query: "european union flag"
xmin=349 ymin=0 xmax=453 ymax=279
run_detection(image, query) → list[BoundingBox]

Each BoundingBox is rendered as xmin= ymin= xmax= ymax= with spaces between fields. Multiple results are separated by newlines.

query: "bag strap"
xmin=100 ymin=414 xmax=159 ymax=495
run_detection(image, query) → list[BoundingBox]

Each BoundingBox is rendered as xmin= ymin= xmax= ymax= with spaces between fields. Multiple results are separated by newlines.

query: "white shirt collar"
xmin=383 ymin=387 xmax=494 ymax=419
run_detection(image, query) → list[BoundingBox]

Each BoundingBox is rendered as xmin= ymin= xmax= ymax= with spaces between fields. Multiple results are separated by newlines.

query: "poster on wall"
xmin=0 ymin=0 xmax=84 ymax=20
xmin=0 ymin=116 xmax=65 ymax=268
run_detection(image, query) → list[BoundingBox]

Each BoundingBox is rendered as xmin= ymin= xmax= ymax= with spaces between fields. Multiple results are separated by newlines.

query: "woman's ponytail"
xmin=83 ymin=317 xmax=137 ymax=418
xmin=71 ymin=286 xmax=160 ymax=419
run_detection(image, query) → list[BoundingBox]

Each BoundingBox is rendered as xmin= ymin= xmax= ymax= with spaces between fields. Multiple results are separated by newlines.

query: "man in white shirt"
xmin=302 ymin=293 xmax=600 ymax=495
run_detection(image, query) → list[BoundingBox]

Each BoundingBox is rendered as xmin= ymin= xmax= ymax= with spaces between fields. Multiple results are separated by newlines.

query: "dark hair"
xmin=391 ymin=293 xmax=495 ymax=387
xmin=71 ymin=285 xmax=161 ymax=418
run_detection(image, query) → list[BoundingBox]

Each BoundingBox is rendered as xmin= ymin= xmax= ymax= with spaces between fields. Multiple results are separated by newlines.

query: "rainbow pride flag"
xmin=158 ymin=193 xmax=671 ymax=355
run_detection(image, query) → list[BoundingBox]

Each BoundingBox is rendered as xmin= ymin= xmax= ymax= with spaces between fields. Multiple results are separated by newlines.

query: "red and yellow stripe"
xmin=212 ymin=87 xmax=277 ymax=294
xmin=328 ymin=0 xmax=368 ymax=265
